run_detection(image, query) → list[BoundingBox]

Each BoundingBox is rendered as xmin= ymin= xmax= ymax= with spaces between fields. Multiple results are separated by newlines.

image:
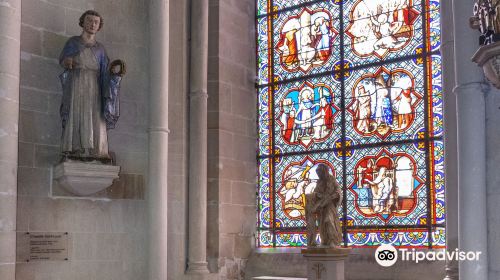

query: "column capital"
xmin=452 ymin=81 xmax=489 ymax=96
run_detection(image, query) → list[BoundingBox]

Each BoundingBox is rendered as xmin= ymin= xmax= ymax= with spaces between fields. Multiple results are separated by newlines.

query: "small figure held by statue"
xmin=59 ymin=10 xmax=126 ymax=163
xmin=305 ymin=164 xmax=343 ymax=247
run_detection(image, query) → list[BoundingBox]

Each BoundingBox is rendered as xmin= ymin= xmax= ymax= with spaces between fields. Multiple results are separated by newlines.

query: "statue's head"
xmin=315 ymin=164 xmax=329 ymax=179
xmin=79 ymin=10 xmax=104 ymax=33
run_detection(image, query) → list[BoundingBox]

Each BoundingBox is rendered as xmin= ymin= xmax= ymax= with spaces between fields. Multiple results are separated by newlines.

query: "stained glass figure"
xmin=276 ymin=82 xmax=339 ymax=148
xmin=346 ymin=0 xmax=420 ymax=59
xmin=256 ymin=0 xmax=445 ymax=248
xmin=275 ymin=8 xmax=338 ymax=73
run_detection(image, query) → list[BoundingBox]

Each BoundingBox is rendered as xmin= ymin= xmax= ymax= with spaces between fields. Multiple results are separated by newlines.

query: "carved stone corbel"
xmin=472 ymin=42 xmax=500 ymax=88
xmin=471 ymin=0 xmax=500 ymax=88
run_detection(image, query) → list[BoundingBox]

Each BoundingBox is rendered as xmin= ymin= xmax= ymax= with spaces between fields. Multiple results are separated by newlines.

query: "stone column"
xmin=186 ymin=0 xmax=210 ymax=274
xmin=0 ymin=1 xmax=20 ymax=279
xmin=452 ymin=0 xmax=489 ymax=279
xmin=148 ymin=0 xmax=170 ymax=279
xmin=441 ymin=0 xmax=458 ymax=279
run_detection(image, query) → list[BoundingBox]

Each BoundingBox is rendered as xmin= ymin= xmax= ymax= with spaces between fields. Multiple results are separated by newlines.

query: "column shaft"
xmin=148 ymin=0 xmax=170 ymax=279
xmin=187 ymin=0 xmax=210 ymax=274
xmin=452 ymin=0 xmax=489 ymax=279
xmin=0 ymin=0 xmax=21 ymax=279
xmin=441 ymin=0 xmax=458 ymax=279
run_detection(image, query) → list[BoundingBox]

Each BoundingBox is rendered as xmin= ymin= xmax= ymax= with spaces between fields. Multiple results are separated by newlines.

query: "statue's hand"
xmin=62 ymin=57 xmax=75 ymax=70
xmin=469 ymin=16 xmax=480 ymax=30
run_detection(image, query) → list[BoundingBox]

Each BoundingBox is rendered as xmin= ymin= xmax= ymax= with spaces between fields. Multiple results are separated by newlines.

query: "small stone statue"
xmin=470 ymin=0 xmax=500 ymax=45
xmin=59 ymin=10 xmax=125 ymax=162
xmin=305 ymin=164 xmax=343 ymax=247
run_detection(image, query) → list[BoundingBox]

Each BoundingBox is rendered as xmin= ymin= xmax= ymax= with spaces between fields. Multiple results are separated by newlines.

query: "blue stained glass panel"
xmin=257 ymin=0 xmax=269 ymax=17
xmin=344 ymin=60 xmax=426 ymax=145
xmin=276 ymin=232 xmax=308 ymax=247
xmin=274 ymin=0 xmax=322 ymax=12
xmin=258 ymin=0 xmax=323 ymax=17
xmin=428 ymin=0 xmax=441 ymax=52
xmin=345 ymin=143 xmax=428 ymax=227
xmin=257 ymin=17 xmax=270 ymax=86
xmin=258 ymin=158 xmax=272 ymax=228
xmin=346 ymin=230 xmax=431 ymax=247
xmin=258 ymin=230 xmax=273 ymax=247
xmin=274 ymin=152 xmax=343 ymax=229
xmin=273 ymin=77 xmax=342 ymax=154
xmin=431 ymin=54 xmax=443 ymax=138
xmin=258 ymin=87 xmax=271 ymax=155
xmin=432 ymin=227 xmax=445 ymax=247
xmin=433 ymin=140 xmax=445 ymax=225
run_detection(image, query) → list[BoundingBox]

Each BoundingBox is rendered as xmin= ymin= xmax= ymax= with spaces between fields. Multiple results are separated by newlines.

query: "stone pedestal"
xmin=301 ymin=247 xmax=351 ymax=280
xmin=53 ymin=161 xmax=120 ymax=196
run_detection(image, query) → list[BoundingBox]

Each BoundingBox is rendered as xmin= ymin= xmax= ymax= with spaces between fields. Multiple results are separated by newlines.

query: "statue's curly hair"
xmin=316 ymin=164 xmax=331 ymax=179
xmin=316 ymin=163 xmax=340 ymax=191
xmin=79 ymin=10 xmax=104 ymax=31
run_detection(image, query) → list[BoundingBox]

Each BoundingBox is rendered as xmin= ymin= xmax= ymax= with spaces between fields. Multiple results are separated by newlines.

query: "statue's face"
xmin=83 ymin=15 xmax=101 ymax=34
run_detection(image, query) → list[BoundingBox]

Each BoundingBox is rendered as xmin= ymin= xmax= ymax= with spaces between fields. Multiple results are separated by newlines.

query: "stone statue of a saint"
xmin=305 ymin=164 xmax=343 ymax=247
xmin=59 ymin=10 xmax=125 ymax=162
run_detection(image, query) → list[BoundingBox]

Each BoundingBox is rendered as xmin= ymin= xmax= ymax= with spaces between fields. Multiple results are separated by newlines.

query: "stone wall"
xmin=207 ymin=0 xmax=257 ymax=279
xmin=16 ymin=0 xmax=149 ymax=279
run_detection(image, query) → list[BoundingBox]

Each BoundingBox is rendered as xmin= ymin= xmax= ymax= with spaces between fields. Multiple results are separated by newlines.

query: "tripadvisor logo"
xmin=375 ymin=245 xmax=482 ymax=267
xmin=375 ymin=244 xmax=398 ymax=267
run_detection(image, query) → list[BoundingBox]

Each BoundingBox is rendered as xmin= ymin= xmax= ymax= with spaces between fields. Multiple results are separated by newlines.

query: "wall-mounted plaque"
xmin=17 ymin=232 xmax=69 ymax=262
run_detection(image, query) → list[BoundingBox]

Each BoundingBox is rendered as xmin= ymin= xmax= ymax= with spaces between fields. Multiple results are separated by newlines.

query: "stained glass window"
xmin=256 ymin=0 xmax=444 ymax=248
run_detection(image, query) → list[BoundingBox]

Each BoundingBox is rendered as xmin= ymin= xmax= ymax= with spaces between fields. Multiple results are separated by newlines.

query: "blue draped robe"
xmin=59 ymin=36 xmax=121 ymax=130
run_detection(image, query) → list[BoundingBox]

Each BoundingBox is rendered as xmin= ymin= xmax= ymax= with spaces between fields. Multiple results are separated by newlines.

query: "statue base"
xmin=301 ymin=247 xmax=351 ymax=280
xmin=53 ymin=160 xmax=120 ymax=196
